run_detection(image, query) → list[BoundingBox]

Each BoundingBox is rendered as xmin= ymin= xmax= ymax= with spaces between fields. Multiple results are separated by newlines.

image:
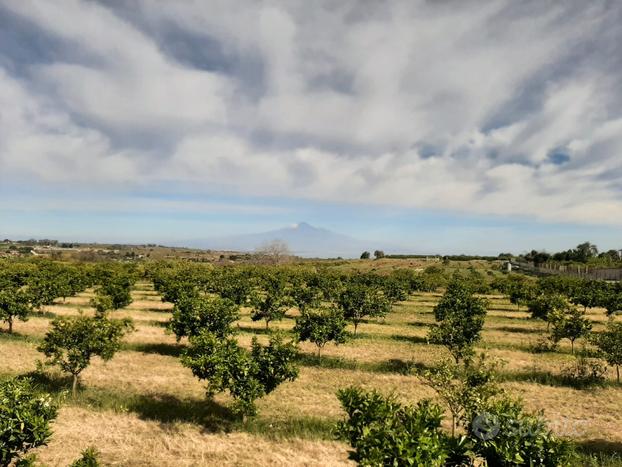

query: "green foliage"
xmin=417 ymin=355 xmax=575 ymax=466
xmin=89 ymin=293 xmax=113 ymax=314
xmin=250 ymin=274 xmax=292 ymax=328
xmin=336 ymin=283 xmax=391 ymax=335
xmin=293 ymin=307 xmax=348 ymax=359
xmin=417 ymin=355 xmax=502 ymax=436
xmin=380 ymin=275 xmax=409 ymax=303
xmin=0 ymin=378 xmax=57 ymax=466
xmin=570 ymin=279 xmax=607 ymax=311
xmin=360 ymin=251 xmax=370 ymax=259
xmin=37 ymin=313 xmax=134 ymax=395
xmin=549 ymin=307 xmax=592 ymax=353
xmin=97 ymin=273 xmax=133 ymax=310
xmin=471 ymin=397 xmax=575 ymax=466
xmin=169 ymin=295 xmax=239 ymax=340
xmin=181 ymin=331 xmax=299 ymax=417
xmin=527 ymin=293 xmax=568 ymax=322
xmin=69 ymin=447 xmax=100 ymax=467
xmin=0 ymin=288 xmax=31 ymax=334
xmin=336 ymin=387 xmax=449 ymax=466
xmin=592 ymin=320 xmax=622 ymax=383
xmin=428 ymin=281 xmax=488 ymax=362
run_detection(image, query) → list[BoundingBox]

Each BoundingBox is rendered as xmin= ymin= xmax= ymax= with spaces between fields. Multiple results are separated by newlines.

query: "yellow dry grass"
xmin=2 ymin=281 xmax=622 ymax=465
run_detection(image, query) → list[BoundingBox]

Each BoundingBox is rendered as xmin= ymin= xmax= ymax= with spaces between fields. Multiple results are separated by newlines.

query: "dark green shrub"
xmin=0 ymin=378 xmax=57 ymax=466
xmin=470 ymin=398 xmax=575 ymax=466
xmin=336 ymin=387 xmax=449 ymax=466
xmin=293 ymin=307 xmax=348 ymax=359
xmin=169 ymin=296 xmax=239 ymax=340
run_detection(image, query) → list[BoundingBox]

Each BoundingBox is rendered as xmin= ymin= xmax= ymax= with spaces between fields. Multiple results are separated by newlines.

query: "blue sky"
xmin=1 ymin=1 xmax=621 ymax=255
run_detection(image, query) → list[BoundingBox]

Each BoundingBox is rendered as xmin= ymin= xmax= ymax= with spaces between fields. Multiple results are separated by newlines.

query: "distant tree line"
xmin=523 ymin=241 xmax=621 ymax=266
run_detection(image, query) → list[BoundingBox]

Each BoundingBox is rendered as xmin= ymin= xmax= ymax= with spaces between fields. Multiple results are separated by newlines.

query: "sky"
xmin=0 ymin=0 xmax=621 ymax=255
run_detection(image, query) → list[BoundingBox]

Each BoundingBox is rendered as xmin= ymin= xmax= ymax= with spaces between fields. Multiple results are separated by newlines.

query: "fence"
xmin=511 ymin=261 xmax=622 ymax=281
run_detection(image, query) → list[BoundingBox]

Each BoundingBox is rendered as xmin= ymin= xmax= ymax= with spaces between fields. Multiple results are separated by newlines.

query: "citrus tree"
xmin=293 ymin=307 xmax=348 ymax=360
xmin=592 ymin=320 xmax=622 ymax=383
xmin=428 ymin=280 xmax=488 ymax=363
xmin=336 ymin=283 xmax=391 ymax=335
xmin=169 ymin=295 xmax=240 ymax=340
xmin=37 ymin=314 xmax=134 ymax=395
xmin=549 ymin=307 xmax=592 ymax=354
xmin=0 ymin=288 xmax=31 ymax=334
xmin=181 ymin=331 xmax=299 ymax=417
xmin=0 ymin=378 xmax=57 ymax=466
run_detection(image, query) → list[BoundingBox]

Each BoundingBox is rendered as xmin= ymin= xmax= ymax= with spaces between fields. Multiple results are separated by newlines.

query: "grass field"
xmin=1 ymin=280 xmax=621 ymax=466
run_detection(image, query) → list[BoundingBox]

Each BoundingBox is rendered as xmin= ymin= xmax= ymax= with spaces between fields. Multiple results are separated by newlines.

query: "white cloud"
xmin=1 ymin=0 xmax=621 ymax=225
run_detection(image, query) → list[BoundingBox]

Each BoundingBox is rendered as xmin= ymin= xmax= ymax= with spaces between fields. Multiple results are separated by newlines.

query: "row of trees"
xmin=0 ymin=260 xmax=137 ymax=334
xmin=523 ymin=241 xmax=621 ymax=265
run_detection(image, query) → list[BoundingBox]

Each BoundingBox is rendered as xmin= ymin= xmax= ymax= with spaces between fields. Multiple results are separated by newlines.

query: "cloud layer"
xmin=1 ymin=0 xmax=622 ymax=225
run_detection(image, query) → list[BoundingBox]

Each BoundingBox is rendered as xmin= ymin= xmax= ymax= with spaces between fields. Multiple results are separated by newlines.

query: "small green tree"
xmin=592 ymin=320 xmax=622 ymax=383
xmin=428 ymin=281 xmax=488 ymax=363
xmin=0 ymin=288 xmax=31 ymax=334
xmin=89 ymin=293 xmax=113 ymax=314
xmin=527 ymin=293 xmax=568 ymax=326
xmin=250 ymin=289 xmax=291 ymax=329
xmin=336 ymin=284 xmax=391 ymax=335
xmin=97 ymin=274 xmax=133 ymax=310
xmin=169 ymin=296 xmax=239 ymax=340
xmin=293 ymin=308 xmax=348 ymax=360
xmin=37 ymin=314 xmax=134 ymax=396
xmin=360 ymin=251 xmax=370 ymax=259
xmin=0 ymin=378 xmax=57 ymax=466
xmin=181 ymin=331 xmax=298 ymax=417
xmin=549 ymin=307 xmax=592 ymax=354
xmin=601 ymin=290 xmax=622 ymax=316
xmin=289 ymin=280 xmax=321 ymax=314
xmin=417 ymin=355 xmax=502 ymax=436
xmin=373 ymin=250 xmax=385 ymax=259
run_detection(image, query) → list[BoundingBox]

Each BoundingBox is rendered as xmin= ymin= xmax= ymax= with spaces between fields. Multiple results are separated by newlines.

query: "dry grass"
xmin=2 ymin=281 xmax=622 ymax=465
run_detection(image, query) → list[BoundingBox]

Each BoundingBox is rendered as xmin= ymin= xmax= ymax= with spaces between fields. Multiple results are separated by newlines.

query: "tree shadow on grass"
xmin=23 ymin=370 xmax=237 ymax=432
xmin=407 ymin=321 xmax=434 ymax=328
xmin=493 ymin=325 xmax=543 ymax=334
xmin=128 ymin=393 xmax=236 ymax=432
xmin=0 ymin=329 xmax=40 ymax=343
xmin=388 ymin=334 xmax=429 ymax=345
xmin=236 ymin=324 xmax=282 ymax=336
xmin=578 ymin=439 xmax=622 ymax=458
xmin=144 ymin=306 xmax=173 ymax=313
xmin=124 ymin=342 xmax=184 ymax=357
xmin=295 ymin=351 xmax=424 ymax=376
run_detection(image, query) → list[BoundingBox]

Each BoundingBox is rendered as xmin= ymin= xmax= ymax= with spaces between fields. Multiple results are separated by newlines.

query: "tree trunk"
xmin=571 ymin=340 xmax=574 ymax=354
xmin=317 ymin=346 xmax=322 ymax=363
xmin=617 ymin=365 xmax=620 ymax=384
xmin=353 ymin=322 xmax=358 ymax=336
xmin=8 ymin=316 xmax=13 ymax=334
xmin=265 ymin=319 xmax=269 ymax=330
xmin=72 ymin=374 xmax=79 ymax=397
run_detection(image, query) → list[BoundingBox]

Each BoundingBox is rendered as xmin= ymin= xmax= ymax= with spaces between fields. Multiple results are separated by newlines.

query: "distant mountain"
xmin=189 ymin=222 xmax=379 ymax=258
